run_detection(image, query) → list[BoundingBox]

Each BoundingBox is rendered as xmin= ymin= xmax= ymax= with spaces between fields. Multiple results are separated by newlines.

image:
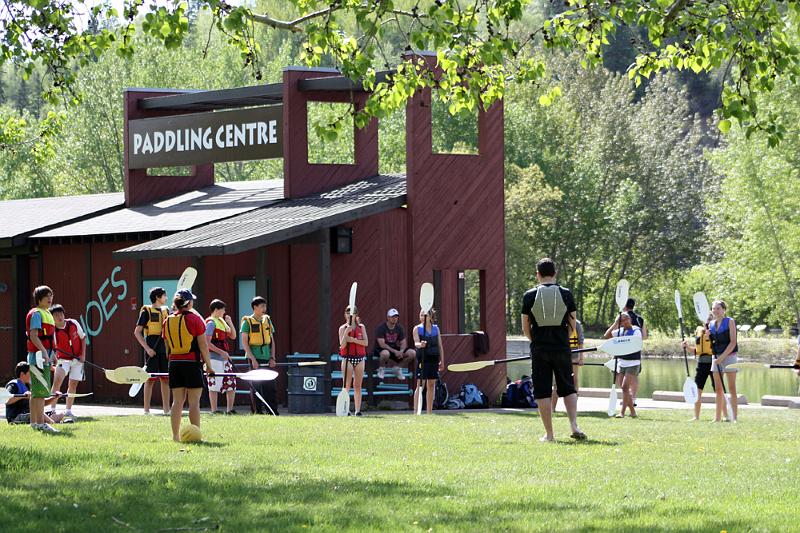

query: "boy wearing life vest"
xmin=134 ymin=287 xmax=170 ymax=415
xmin=49 ymin=304 xmax=86 ymax=420
xmin=682 ymin=320 xmax=715 ymax=420
xmin=205 ymin=299 xmax=238 ymax=414
xmin=25 ymin=285 xmax=59 ymax=433
xmin=241 ymin=296 xmax=277 ymax=415
xmin=163 ymin=289 xmax=214 ymax=442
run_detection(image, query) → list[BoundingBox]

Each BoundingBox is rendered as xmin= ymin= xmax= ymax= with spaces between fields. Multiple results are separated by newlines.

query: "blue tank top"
xmin=417 ymin=324 xmax=440 ymax=359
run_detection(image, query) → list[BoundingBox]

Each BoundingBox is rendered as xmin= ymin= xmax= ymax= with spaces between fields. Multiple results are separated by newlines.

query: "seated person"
xmin=374 ymin=308 xmax=416 ymax=380
xmin=5 ymin=362 xmax=64 ymax=425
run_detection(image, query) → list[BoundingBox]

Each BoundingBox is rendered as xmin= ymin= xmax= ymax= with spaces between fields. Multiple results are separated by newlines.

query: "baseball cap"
xmin=387 ymin=308 xmax=399 ymax=317
xmin=176 ymin=288 xmax=196 ymax=301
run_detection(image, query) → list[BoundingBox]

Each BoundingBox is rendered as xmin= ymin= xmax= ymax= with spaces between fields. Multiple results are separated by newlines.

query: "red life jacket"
xmin=205 ymin=317 xmax=229 ymax=352
xmin=26 ymin=308 xmax=54 ymax=352
xmin=54 ymin=320 xmax=82 ymax=360
xmin=339 ymin=324 xmax=367 ymax=357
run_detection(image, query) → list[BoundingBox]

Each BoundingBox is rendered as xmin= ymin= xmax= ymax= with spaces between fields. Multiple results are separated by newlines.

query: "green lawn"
xmin=1 ymin=409 xmax=798 ymax=532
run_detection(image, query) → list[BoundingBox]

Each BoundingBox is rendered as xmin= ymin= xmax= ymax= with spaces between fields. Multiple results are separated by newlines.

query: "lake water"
xmin=507 ymin=357 xmax=800 ymax=403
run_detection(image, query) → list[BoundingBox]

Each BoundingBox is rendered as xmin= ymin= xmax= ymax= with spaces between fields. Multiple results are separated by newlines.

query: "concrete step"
xmin=761 ymin=395 xmax=800 ymax=407
xmin=651 ymin=390 xmax=748 ymax=405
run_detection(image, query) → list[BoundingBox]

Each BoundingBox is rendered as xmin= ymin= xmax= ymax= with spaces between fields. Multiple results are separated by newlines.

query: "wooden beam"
xmin=256 ymin=248 xmax=268 ymax=308
xmin=317 ymin=229 xmax=331 ymax=357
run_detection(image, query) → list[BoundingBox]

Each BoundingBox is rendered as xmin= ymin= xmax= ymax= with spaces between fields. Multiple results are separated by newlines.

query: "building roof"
xmin=113 ymin=174 xmax=406 ymax=259
xmin=0 ymin=192 xmax=124 ymax=247
xmin=33 ymin=180 xmax=284 ymax=240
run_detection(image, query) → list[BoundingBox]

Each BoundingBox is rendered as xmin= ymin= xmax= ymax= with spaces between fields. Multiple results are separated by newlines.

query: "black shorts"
xmin=144 ymin=337 xmax=168 ymax=374
xmin=532 ymin=349 xmax=576 ymax=399
xmin=169 ymin=361 xmax=204 ymax=389
xmin=695 ymin=362 xmax=717 ymax=390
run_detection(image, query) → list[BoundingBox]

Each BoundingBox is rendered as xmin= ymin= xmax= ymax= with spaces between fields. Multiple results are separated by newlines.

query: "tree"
xmin=0 ymin=0 xmax=799 ymax=149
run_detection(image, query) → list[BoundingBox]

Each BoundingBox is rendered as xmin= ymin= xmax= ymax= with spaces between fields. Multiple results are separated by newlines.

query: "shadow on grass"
xmin=0 ymin=444 xmax=771 ymax=533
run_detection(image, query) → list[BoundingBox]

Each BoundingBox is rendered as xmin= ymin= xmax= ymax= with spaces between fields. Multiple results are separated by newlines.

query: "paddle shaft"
xmin=768 ymin=364 xmax=800 ymax=369
xmin=678 ymin=316 xmax=690 ymax=377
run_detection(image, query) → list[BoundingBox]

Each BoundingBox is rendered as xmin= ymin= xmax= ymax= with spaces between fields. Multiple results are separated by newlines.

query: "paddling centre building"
xmin=0 ymin=54 xmax=508 ymax=405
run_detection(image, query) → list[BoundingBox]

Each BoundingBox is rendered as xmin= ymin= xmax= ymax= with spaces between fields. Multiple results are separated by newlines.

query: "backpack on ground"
xmin=502 ymin=376 xmax=537 ymax=408
xmin=444 ymin=396 xmax=465 ymax=409
xmin=460 ymin=383 xmax=488 ymax=408
xmin=421 ymin=379 xmax=449 ymax=410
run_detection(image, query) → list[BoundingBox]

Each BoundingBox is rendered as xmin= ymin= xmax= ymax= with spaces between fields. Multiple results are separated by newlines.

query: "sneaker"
xmin=355 ymin=411 xmax=363 ymax=417
xmin=40 ymin=423 xmax=61 ymax=434
xmin=225 ymin=409 xmax=238 ymax=415
xmin=64 ymin=410 xmax=74 ymax=418
xmin=212 ymin=410 xmax=224 ymax=415
xmin=377 ymin=367 xmax=385 ymax=379
xmin=394 ymin=367 xmax=405 ymax=380
xmin=61 ymin=417 xmax=75 ymax=424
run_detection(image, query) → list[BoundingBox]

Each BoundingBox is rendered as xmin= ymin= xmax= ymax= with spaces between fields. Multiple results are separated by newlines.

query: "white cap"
xmin=387 ymin=308 xmax=399 ymax=317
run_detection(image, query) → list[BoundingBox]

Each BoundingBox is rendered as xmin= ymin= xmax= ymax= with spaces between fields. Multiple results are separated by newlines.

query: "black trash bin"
xmin=287 ymin=355 xmax=328 ymax=414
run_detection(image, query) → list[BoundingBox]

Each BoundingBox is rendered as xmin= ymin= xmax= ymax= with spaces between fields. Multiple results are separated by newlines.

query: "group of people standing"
xmin=133 ymin=287 xmax=278 ymax=440
xmin=336 ymin=305 xmax=445 ymax=416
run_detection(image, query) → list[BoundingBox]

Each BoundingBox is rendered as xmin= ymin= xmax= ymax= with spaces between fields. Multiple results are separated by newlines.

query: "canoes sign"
xmin=128 ymin=105 xmax=283 ymax=169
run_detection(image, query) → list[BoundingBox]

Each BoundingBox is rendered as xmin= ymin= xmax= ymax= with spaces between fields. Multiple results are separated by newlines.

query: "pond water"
xmin=507 ymin=357 xmax=800 ymax=403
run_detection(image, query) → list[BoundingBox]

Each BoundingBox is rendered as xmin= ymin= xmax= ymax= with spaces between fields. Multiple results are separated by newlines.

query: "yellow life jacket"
xmin=243 ymin=314 xmax=271 ymax=346
xmin=141 ymin=305 xmax=168 ymax=336
xmin=165 ymin=313 xmax=196 ymax=357
xmin=569 ymin=327 xmax=580 ymax=349
xmin=695 ymin=326 xmax=713 ymax=356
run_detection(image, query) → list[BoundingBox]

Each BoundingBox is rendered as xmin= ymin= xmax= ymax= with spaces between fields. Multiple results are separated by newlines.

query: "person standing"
xmin=49 ymin=304 xmax=86 ymax=420
xmin=551 ymin=319 xmax=584 ymax=412
xmin=163 ymin=289 xmax=214 ymax=442
xmin=241 ymin=296 xmax=277 ymax=415
xmin=682 ymin=319 xmax=715 ymax=421
xmin=603 ymin=312 xmax=642 ymax=418
xmin=521 ymin=258 xmax=585 ymax=442
xmin=708 ymin=300 xmax=739 ymax=422
xmin=413 ymin=308 xmax=445 ymax=415
xmin=25 ymin=285 xmax=58 ymax=433
xmin=339 ymin=306 xmax=369 ymax=416
xmin=133 ymin=287 xmax=170 ymax=415
xmin=205 ymin=299 xmax=238 ymax=415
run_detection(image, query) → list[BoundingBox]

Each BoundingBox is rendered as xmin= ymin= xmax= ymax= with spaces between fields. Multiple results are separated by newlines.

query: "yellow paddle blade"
xmin=448 ymin=360 xmax=496 ymax=372
xmin=105 ymin=366 xmax=150 ymax=384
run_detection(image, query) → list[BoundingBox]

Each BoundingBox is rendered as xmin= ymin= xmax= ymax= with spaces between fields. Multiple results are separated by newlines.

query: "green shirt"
xmin=240 ymin=316 xmax=275 ymax=362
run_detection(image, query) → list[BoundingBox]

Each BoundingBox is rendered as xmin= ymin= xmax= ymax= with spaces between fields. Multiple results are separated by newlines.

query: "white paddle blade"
xmin=693 ymin=292 xmax=710 ymax=323
xmin=297 ymin=361 xmax=326 ymax=366
xmin=607 ymin=386 xmax=618 ymax=417
xmin=237 ymin=369 xmax=279 ymax=381
xmin=674 ymin=290 xmax=683 ymax=319
xmin=415 ymin=385 xmax=423 ymax=415
xmin=177 ymin=267 xmax=198 ymax=291
xmin=603 ymin=359 xmax=617 ymax=372
xmin=65 ymin=392 xmax=93 ymax=398
xmin=420 ymin=282 xmax=434 ymax=314
xmin=35 ymin=350 xmax=45 ymax=369
xmin=683 ymin=377 xmax=699 ymax=404
xmin=336 ymin=389 xmax=348 ymax=416
xmin=615 ymin=279 xmax=630 ymax=311
xmin=597 ymin=335 xmax=643 ymax=357
xmin=447 ymin=360 xmax=496 ymax=372
xmin=0 ymin=388 xmax=12 ymax=402
xmin=128 ymin=382 xmax=144 ymax=398
xmin=348 ymin=282 xmax=358 ymax=309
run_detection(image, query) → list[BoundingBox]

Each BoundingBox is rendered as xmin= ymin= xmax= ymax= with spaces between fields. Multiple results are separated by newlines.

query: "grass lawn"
xmin=1 ymin=409 xmax=798 ymax=532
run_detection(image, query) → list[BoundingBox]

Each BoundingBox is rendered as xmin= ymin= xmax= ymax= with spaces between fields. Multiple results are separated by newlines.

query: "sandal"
xmin=570 ymin=431 xmax=587 ymax=441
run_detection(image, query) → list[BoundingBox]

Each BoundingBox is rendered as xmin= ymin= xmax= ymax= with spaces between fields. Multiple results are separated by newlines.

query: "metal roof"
xmin=0 ymin=192 xmax=124 ymax=247
xmin=33 ymin=180 xmax=283 ymax=239
xmin=113 ymin=174 xmax=406 ymax=259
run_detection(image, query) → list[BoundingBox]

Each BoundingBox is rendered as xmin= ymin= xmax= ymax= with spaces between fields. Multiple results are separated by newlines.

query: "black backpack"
xmin=421 ymin=379 xmax=449 ymax=410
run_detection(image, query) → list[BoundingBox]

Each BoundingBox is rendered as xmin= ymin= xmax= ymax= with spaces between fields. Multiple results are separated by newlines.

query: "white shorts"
xmin=207 ymin=359 xmax=226 ymax=392
xmin=56 ymin=359 xmax=85 ymax=381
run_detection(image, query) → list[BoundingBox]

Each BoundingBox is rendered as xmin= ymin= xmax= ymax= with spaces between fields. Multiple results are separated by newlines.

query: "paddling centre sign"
xmin=128 ymin=105 xmax=283 ymax=169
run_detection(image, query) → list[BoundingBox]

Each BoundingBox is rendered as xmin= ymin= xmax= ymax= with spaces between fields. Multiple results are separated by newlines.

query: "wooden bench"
xmin=651 ymin=390 xmax=748 ymax=404
xmin=330 ymin=354 xmax=415 ymax=406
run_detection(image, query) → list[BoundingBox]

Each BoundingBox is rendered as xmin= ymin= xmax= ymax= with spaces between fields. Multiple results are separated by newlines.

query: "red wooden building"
xmin=0 ymin=55 xmax=507 ymax=405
